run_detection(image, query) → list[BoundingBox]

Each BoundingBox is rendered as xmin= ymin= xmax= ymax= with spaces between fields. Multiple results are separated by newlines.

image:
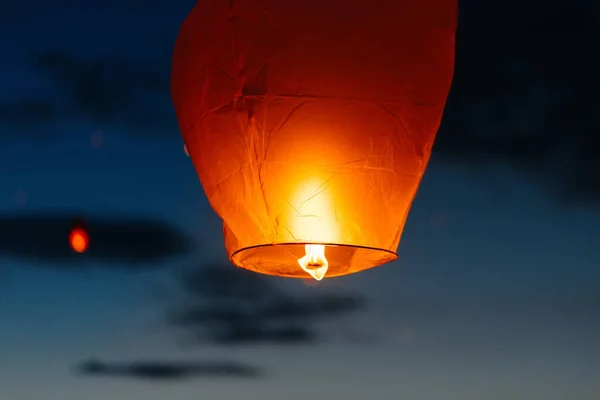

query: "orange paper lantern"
xmin=172 ymin=0 xmax=457 ymax=279
xmin=69 ymin=226 xmax=89 ymax=253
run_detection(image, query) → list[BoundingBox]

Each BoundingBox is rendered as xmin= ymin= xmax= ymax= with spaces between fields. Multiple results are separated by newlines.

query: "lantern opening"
xmin=228 ymin=176 xmax=398 ymax=279
xmin=231 ymin=243 xmax=397 ymax=279
xmin=298 ymin=244 xmax=329 ymax=281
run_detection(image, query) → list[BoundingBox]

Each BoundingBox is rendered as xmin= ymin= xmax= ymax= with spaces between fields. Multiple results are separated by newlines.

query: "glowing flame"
xmin=69 ymin=228 xmax=89 ymax=253
xmin=298 ymin=244 xmax=328 ymax=280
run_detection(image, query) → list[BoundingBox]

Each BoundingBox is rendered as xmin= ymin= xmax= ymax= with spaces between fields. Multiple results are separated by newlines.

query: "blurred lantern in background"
xmin=69 ymin=219 xmax=89 ymax=253
xmin=171 ymin=0 xmax=457 ymax=280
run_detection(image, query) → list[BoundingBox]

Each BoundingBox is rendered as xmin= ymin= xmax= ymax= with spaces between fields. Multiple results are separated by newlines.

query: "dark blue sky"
xmin=1 ymin=1 xmax=599 ymax=399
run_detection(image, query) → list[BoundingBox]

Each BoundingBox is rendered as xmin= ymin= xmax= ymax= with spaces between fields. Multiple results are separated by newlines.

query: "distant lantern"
xmin=171 ymin=0 xmax=457 ymax=279
xmin=69 ymin=225 xmax=89 ymax=253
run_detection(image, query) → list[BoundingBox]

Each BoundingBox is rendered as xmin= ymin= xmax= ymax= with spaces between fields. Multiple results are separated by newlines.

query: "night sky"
xmin=1 ymin=1 xmax=599 ymax=399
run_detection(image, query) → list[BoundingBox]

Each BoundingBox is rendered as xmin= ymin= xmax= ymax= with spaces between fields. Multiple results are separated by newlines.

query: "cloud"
xmin=166 ymin=265 xmax=368 ymax=346
xmin=256 ymin=293 xmax=365 ymax=320
xmin=0 ymin=213 xmax=191 ymax=265
xmin=0 ymin=50 xmax=173 ymax=134
xmin=434 ymin=0 xmax=600 ymax=204
xmin=75 ymin=359 xmax=265 ymax=380
xmin=71 ymin=264 xmax=369 ymax=381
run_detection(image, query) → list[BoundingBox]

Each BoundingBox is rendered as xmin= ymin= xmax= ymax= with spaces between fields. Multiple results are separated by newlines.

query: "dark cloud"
xmin=75 ymin=359 xmax=264 ymax=380
xmin=71 ymin=265 xmax=368 ymax=381
xmin=0 ymin=50 xmax=173 ymax=134
xmin=212 ymin=326 xmax=318 ymax=345
xmin=166 ymin=265 xmax=368 ymax=346
xmin=435 ymin=0 xmax=600 ymax=203
xmin=0 ymin=213 xmax=191 ymax=265
xmin=256 ymin=293 xmax=365 ymax=320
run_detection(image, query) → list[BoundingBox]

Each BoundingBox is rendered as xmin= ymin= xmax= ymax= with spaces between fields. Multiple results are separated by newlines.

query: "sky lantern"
xmin=69 ymin=218 xmax=89 ymax=253
xmin=69 ymin=226 xmax=89 ymax=253
xmin=171 ymin=0 xmax=457 ymax=280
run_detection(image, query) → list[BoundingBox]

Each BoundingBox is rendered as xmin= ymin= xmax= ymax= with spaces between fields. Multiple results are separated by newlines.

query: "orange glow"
xmin=171 ymin=0 xmax=457 ymax=279
xmin=69 ymin=228 xmax=89 ymax=253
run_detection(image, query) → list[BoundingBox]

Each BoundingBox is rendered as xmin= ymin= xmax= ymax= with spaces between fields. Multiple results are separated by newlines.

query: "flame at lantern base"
xmin=298 ymin=244 xmax=329 ymax=281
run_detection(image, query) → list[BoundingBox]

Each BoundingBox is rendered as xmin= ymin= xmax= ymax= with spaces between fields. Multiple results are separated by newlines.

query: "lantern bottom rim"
xmin=230 ymin=242 xmax=398 ymax=279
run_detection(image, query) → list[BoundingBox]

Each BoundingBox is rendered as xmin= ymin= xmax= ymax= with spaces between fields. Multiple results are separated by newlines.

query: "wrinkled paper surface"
xmin=172 ymin=0 xmax=457 ymax=277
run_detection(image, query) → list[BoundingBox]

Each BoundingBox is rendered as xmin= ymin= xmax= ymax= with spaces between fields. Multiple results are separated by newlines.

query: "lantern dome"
xmin=172 ymin=0 xmax=457 ymax=279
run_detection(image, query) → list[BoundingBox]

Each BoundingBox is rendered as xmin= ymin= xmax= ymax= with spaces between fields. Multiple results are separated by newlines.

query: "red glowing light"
xmin=69 ymin=227 xmax=89 ymax=253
